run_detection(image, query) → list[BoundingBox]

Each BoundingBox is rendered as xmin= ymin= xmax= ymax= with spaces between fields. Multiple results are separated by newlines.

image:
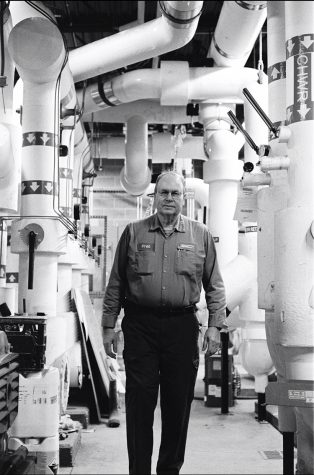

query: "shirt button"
xmin=163 ymin=270 xmax=166 ymax=273
xmin=164 ymin=255 xmax=167 ymax=258
xmin=162 ymin=286 xmax=166 ymax=290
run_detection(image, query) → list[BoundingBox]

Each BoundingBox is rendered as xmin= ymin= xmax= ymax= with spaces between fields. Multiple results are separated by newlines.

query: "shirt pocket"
xmin=175 ymin=247 xmax=196 ymax=276
xmin=135 ymin=251 xmax=155 ymax=275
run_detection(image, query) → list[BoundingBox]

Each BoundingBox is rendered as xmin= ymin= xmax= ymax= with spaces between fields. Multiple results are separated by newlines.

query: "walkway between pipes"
xmin=59 ymin=357 xmax=288 ymax=475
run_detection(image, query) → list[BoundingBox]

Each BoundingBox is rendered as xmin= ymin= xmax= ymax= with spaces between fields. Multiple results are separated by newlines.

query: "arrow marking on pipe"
xmin=44 ymin=182 xmax=53 ymax=193
xmin=6 ymin=273 xmax=18 ymax=283
xmin=41 ymin=133 xmax=50 ymax=145
xmin=73 ymin=188 xmax=81 ymax=198
xmin=26 ymin=133 xmax=35 ymax=144
xmin=286 ymin=39 xmax=295 ymax=56
xmin=30 ymin=181 xmax=40 ymax=192
xmin=301 ymin=36 xmax=314 ymax=50
xmin=22 ymin=132 xmax=58 ymax=147
xmin=59 ymin=168 xmax=73 ymax=178
xmin=268 ymin=62 xmax=286 ymax=84
xmin=297 ymin=102 xmax=311 ymax=119
xmin=0 ymin=266 xmax=5 ymax=278
xmin=286 ymin=34 xmax=314 ymax=59
xmin=21 ymin=180 xmax=56 ymax=195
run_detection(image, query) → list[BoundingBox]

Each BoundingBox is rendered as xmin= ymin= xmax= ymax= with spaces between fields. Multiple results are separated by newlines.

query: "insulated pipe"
xmin=8 ymin=14 xmax=67 ymax=315
xmin=121 ymin=115 xmax=151 ymax=196
xmin=208 ymin=1 xmax=267 ymax=67
xmin=0 ymin=9 xmax=21 ymax=215
xmin=276 ymin=3 xmax=314 ymax=471
xmin=200 ymin=104 xmax=243 ymax=267
xmin=84 ymin=100 xmax=190 ymax=124
xmin=69 ymin=1 xmax=203 ymax=83
xmin=0 ymin=4 xmax=14 ymax=121
xmin=78 ymin=65 xmax=267 ymax=114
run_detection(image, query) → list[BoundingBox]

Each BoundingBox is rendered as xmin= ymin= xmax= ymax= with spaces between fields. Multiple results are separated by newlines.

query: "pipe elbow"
xmin=120 ymin=165 xmax=152 ymax=196
xmin=8 ymin=18 xmax=66 ymax=83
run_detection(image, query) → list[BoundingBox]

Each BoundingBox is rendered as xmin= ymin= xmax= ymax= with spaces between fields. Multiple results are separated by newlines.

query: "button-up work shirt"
xmin=102 ymin=213 xmax=226 ymax=328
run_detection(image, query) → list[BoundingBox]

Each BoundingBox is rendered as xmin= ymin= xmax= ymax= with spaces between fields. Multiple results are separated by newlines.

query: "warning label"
xmin=288 ymin=389 xmax=305 ymax=400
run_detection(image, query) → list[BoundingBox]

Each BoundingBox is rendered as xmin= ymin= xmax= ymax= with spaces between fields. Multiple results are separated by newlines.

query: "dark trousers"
xmin=121 ymin=306 xmax=200 ymax=475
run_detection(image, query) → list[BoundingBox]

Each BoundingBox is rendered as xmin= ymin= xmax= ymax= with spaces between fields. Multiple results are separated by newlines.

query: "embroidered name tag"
xmin=138 ymin=243 xmax=155 ymax=251
xmin=177 ymin=244 xmax=195 ymax=250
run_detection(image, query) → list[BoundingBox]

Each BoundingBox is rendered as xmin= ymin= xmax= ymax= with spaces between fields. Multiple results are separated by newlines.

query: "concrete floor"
xmin=60 ymin=359 xmax=288 ymax=475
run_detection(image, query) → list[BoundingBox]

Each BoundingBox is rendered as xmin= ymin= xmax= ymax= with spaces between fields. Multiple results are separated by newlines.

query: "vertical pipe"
xmin=263 ymin=0 xmax=296 ymax=439
xmin=121 ymin=115 xmax=151 ymax=196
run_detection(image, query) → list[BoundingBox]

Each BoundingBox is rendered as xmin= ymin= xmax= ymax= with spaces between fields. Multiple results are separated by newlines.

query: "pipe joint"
xmin=159 ymin=1 xmax=203 ymax=28
xmin=260 ymin=156 xmax=290 ymax=172
xmin=241 ymin=172 xmax=271 ymax=187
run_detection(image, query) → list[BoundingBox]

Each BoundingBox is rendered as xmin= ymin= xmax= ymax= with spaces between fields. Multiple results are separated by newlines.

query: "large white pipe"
xmin=83 ymin=100 xmax=190 ymax=124
xmin=260 ymin=0 xmax=295 ymax=433
xmin=8 ymin=11 xmax=67 ymax=316
xmin=276 ymin=3 xmax=314 ymax=472
xmin=0 ymin=8 xmax=21 ymax=215
xmin=78 ymin=65 xmax=267 ymax=114
xmin=208 ymin=1 xmax=267 ymax=67
xmin=69 ymin=1 xmax=203 ymax=83
xmin=121 ymin=116 xmax=151 ymax=196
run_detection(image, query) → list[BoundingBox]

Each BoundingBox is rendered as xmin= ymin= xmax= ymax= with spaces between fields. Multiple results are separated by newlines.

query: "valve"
xmin=20 ymin=224 xmax=44 ymax=290
xmin=242 ymin=88 xmax=278 ymax=137
xmin=228 ymin=110 xmax=271 ymax=159
xmin=243 ymin=162 xmax=254 ymax=173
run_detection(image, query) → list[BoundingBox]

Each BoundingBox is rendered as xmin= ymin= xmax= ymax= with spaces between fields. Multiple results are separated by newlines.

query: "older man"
xmin=102 ymin=171 xmax=226 ymax=475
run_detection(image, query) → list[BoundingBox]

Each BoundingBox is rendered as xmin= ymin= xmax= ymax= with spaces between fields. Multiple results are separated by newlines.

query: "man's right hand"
xmin=103 ymin=328 xmax=117 ymax=358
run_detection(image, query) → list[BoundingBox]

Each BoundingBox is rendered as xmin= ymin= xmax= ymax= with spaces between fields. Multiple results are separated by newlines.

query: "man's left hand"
xmin=202 ymin=327 xmax=221 ymax=356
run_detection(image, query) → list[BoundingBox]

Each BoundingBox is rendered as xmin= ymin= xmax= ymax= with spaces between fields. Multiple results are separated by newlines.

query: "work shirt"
xmin=102 ymin=213 xmax=226 ymax=329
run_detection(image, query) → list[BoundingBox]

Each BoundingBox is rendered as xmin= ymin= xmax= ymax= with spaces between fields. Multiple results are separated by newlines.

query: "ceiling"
xmin=41 ymin=1 xmax=267 ymax=79
xmin=39 ymin=1 xmax=268 ymax=143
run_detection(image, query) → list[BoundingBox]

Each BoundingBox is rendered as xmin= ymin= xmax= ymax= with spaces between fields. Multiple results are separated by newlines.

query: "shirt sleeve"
xmin=202 ymin=230 xmax=227 ymax=328
xmin=102 ymin=224 xmax=130 ymax=328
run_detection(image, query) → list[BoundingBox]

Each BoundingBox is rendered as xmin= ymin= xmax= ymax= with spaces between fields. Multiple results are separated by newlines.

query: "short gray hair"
xmin=154 ymin=171 xmax=186 ymax=195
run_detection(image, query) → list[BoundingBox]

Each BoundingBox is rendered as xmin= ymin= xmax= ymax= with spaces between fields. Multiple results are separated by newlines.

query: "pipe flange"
xmin=20 ymin=224 xmax=44 ymax=248
xmin=159 ymin=1 xmax=203 ymax=26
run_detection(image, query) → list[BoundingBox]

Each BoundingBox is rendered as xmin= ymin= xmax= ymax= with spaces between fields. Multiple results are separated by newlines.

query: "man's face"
xmin=154 ymin=174 xmax=185 ymax=219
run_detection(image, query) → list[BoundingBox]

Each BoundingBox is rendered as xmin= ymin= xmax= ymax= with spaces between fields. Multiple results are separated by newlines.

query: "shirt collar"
xmin=149 ymin=213 xmax=186 ymax=233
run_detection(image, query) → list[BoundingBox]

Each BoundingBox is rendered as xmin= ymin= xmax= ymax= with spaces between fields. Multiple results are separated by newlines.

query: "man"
xmin=102 ymin=171 xmax=227 ymax=475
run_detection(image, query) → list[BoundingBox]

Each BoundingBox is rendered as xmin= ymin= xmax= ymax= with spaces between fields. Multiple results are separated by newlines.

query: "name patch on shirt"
xmin=177 ymin=243 xmax=195 ymax=250
xmin=138 ymin=243 xmax=155 ymax=251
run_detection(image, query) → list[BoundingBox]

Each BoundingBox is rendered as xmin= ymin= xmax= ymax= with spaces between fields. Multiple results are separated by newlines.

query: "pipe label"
xmin=267 ymin=61 xmax=286 ymax=84
xmin=22 ymin=132 xmax=58 ymax=147
xmin=286 ymin=34 xmax=314 ymax=124
xmin=6 ymin=272 xmax=18 ymax=283
xmin=59 ymin=168 xmax=73 ymax=179
xmin=21 ymin=180 xmax=56 ymax=195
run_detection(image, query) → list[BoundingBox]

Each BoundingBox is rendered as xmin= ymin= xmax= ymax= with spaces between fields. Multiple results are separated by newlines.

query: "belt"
xmin=124 ymin=300 xmax=196 ymax=317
